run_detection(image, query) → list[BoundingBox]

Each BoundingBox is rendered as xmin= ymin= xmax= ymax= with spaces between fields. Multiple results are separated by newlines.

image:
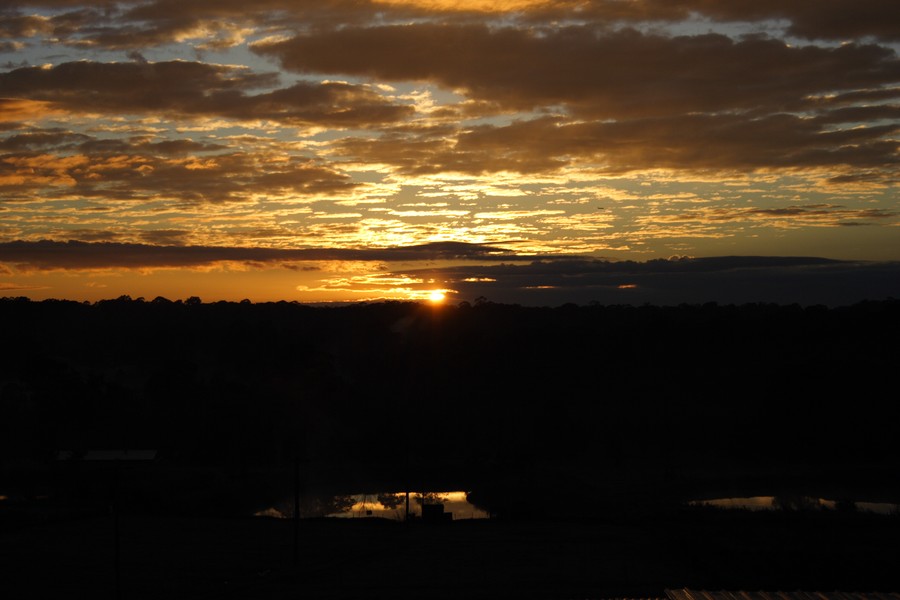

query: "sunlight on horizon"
xmin=254 ymin=491 xmax=489 ymax=520
xmin=1 ymin=1 xmax=898 ymax=304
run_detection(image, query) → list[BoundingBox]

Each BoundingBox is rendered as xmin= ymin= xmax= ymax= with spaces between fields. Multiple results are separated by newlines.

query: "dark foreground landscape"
xmin=2 ymin=297 xmax=899 ymax=598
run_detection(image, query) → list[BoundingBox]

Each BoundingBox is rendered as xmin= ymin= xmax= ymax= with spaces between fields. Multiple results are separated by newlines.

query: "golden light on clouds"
xmin=0 ymin=1 xmax=898 ymax=304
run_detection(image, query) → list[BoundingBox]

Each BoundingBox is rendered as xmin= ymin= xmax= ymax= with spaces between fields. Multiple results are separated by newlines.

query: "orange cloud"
xmin=0 ymin=99 xmax=65 ymax=124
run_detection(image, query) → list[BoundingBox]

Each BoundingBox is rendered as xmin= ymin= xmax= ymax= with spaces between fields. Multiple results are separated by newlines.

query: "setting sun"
xmin=428 ymin=290 xmax=446 ymax=304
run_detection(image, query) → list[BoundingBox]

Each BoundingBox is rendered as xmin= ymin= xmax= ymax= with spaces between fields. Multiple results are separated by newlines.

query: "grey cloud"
xmin=0 ymin=130 xmax=92 ymax=150
xmin=338 ymin=111 xmax=899 ymax=175
xmin=2 ymin=1 xmax=119 ymax=7
xmin=540 ymin=1 xmax=900 ymax=42
xmin=0 ymin=239 xmax=524 ymax=270
xmin=4 ymin=1 xmax=395 ymax=49
xmin=126 ymin=50 xmax=147 ymax=63
xmin=0 ymin=142 xmax=357 ymax=204
xmin=119 ymin=155 xmax=356 ymax=203
xmin=0 ymin=60 xmax=412 ymax=127
xmin=53 ymin=228 xmax=122 ymax=242
xmin=692 ymin=0 xmax=900 ymax=41
xmin=335 ymin=128 xmax=566 ymax=175
xmin=138 ymin=229 xmax=191 ymax=245
xmin=649 ymin=205 xmax=898 ymax=227
xmin=138 ymin=139 xmax=226 ymax=155
xmin=401 ymin=256 xmax=900 ymax=307
xmin=254 ymin=25 xmax=900 ymax=118
xmin=748 ymin=207 xmax=894 ymax=219
xmin=0 ymin=281 xmax=48 ymax=291
xmin=74 ymin=138 xmax=226 ymax=155
xmin=0 ymin=59 xmax=277 ymax=99
xmin=0 ymin=14 xmax=53 ymax=38
xmin=8 ymin=1 xmax=898 ymax=45
xmin=826 ymin=172 xmax=888 ymax=185
xmin=12 ymin=237 xmax=896 ymax=310
xmin=811 ymin=105 xmax=900 ymax=125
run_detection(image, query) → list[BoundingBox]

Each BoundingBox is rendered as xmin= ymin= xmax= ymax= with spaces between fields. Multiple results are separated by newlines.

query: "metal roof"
xmin=666 ymin=590 xmax=900 ymax=600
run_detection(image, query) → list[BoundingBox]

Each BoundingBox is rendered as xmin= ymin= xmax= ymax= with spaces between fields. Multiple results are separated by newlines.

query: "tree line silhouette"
xmin=2 ymin=296 xmax=898 ymax=503
xmin=3 ymin=294 xmax=899 ymax=599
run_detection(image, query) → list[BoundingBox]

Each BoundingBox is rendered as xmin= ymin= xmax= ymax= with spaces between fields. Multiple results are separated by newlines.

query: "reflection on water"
xmin=257 ymin=491 xmax=899 ymax=520
xmin=690 ymin=496 xmax=778 ymax=511
xmin=255 ymin=491 xmax=489 ymax=521
xmin=690 ymin=496 xmax=899 ymax=515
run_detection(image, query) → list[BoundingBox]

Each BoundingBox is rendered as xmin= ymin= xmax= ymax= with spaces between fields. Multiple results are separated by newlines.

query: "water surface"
xmin=690 ymin=496 xmax=899 ymax=514
xmin=255 ymin=490 xmax=489 ymax=520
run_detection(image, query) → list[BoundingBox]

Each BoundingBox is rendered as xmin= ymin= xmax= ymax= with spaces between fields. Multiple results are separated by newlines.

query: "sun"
xmin=428 ymin=290 xmax=446 ymax=304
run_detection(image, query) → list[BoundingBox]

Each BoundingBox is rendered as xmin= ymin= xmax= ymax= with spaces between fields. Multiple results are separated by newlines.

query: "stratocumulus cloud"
xmin=254 ymin=26 xmax=900 ymax=118
xmin=399 ymin=256 xmax=900 ymax=306
xmin=4 ymin=1 xmax=898 ymax=46
xmin=0 ymin=240 xmax=523 ymax=270
xmin=0 ymin=0 xmax=898 ymax=303
xmin=0 ymin=61 xmax=412 ymax=127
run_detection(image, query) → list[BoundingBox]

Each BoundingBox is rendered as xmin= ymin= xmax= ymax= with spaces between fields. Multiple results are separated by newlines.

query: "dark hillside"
xmin=2 ymin=297 xmax=898 ymax=509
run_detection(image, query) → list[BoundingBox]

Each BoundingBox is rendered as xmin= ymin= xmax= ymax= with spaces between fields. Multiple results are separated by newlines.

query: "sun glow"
xmin=428 ymin=290 xmax=446 ymax=304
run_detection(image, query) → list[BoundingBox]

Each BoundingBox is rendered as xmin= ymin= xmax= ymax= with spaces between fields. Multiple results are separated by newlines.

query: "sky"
xmin=0 ymin=0 xmax=898 ymax=305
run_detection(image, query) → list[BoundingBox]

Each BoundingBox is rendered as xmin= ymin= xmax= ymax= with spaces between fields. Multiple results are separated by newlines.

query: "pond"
xmin=689 ymin=496 xmax=899 ymax=514
xmin=254 ymin=490 xmax=490 ymax=521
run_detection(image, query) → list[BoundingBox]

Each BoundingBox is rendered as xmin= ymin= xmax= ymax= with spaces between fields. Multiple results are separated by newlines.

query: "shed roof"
xmin=666 ymin=590 xmax=900 ymax=600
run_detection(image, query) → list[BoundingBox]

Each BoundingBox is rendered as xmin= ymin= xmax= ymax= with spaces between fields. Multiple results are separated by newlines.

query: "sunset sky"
xmin=1 ymin=0 xmax=898 ymax=305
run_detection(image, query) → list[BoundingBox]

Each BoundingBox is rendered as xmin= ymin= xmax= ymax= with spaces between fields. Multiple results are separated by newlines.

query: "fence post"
xmin=293 ymin=456 xmax=300 ymax=566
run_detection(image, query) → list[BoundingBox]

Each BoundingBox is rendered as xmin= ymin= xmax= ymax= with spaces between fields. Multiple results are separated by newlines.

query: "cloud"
xmin=0 ymin=14 xmax=53 ymax=38
xmin=336 ymin=112 xmax=899 ymax=176
xmin=254 ymin=26 xmax=900 ymax=118
xmin=2 ymin=1 xmax=897 ymax=276
xmin=2 ymin=1 xmax=395 ymax=50
xmin=6 ymin=1 xmax=897 ymax=47
xmin=254 ymin=23 xmax=898 ymax=177
xmin=0 ymin=281 xmax=49 ymax=291
xmin=0 ymin=130 xmax=93 ymax=151
xmin=638 ymin=204 xmax=898 ymax=229
xmin=0 ymin=60 xmax=412 ymax=128
xmin=0 ymin=41 xmax=26 ymax=52
xmin=398 ymin=256 xmax=900 ymax=306
xmin=10 ymin=239 xmax=897 ymax=308
xmin=680 ymin=0 xmax=900 ymax=41
xmin=0 ymin=143 xmax=357 ymax=203
xmin=516 ymin=1 xmax=900 ymax=41
xmin=0 ymin=239 xmax=526 ymax=270
xmin=0 ymin=99 xmax=65 ymax=124
xmin=137 ymin=230 xmax=192 ymax=245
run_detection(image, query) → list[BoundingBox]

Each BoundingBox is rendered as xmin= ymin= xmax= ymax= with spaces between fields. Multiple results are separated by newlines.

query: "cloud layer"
xmin=405 ymin=255 xmax=900 ymax=306
xmin=0 ymin=239 xmax=520 ymax=270
xmin=0 ymin=61 xmax=411 ymax=127
xmin=0 ymin=1 xmax=898 ymax=302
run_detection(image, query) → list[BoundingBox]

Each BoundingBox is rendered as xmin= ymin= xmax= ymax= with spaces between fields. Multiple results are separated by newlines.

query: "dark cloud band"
xmin=0 ymin=61 xmax=412 ymax=127
xmin=404 ymin=256 xmax=900 ymax=307
xmin=0 ymin=239 xmax=522 ymax=270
